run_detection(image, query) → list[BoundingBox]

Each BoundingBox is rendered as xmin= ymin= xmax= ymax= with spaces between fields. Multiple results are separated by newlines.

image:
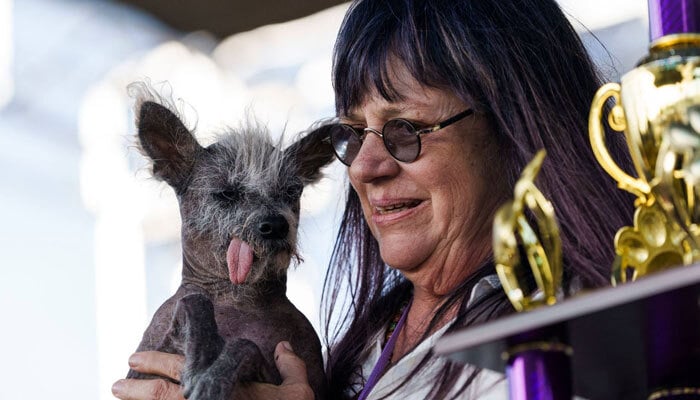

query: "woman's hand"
xmin=237 ymin=341 xmax=315 ymax=400
xmin=111 ymin=342 xmax=314 ymax=400
xmin=112 ymin=351 xmax=185 ymax=400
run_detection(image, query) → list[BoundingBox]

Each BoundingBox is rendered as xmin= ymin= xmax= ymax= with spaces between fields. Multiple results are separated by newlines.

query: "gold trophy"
xmin=493 ymin=150 xmax=572 ymax=399
xmin=589 ymin=33 xmax=700 ymax=282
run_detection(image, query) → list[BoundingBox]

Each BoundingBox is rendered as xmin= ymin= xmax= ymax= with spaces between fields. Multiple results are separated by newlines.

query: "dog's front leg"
xmin=176 ymin=293 xmax=227 ymax=398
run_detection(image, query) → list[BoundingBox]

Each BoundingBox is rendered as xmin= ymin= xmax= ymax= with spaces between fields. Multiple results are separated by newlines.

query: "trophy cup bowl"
xmin=589 ymin=35 xmax=700 ymax=205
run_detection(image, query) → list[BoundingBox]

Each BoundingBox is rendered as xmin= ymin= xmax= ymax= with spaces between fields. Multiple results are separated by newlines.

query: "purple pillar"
xmin=648 ymin=0 xmax=700 ymax=41
xmin=505 ymin=347 xmax=572 ymax=400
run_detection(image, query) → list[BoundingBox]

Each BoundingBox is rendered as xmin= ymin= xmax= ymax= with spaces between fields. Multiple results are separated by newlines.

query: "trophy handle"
xmin=589 ymin=82 xmax=651 ymax=203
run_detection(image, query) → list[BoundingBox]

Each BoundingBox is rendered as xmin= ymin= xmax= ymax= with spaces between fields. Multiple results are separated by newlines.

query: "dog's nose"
xmin=258 ymin=215 xmax=289 ymax=240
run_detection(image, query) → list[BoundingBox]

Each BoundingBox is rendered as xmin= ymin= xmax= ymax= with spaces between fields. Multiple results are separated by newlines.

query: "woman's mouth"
xmin=375 ymin=200 xmax=422 ymax=215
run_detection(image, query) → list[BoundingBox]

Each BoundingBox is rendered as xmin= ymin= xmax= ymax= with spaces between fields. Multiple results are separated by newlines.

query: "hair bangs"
xmin=333 ymin=0 xmax=453 ymax=115
xmin=332 ymin=7 xmax=398 ymax=114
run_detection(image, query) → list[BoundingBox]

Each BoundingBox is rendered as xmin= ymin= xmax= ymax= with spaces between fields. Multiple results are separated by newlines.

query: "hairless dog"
xmin=126 ymin=82 xmax=333 ymax=400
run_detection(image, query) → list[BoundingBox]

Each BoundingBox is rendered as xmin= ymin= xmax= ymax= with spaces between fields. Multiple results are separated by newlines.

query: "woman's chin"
xmin=380 ymin=249 xmax=425 ymax=273
xmin=376 ymin=232 xmax=430 ymax=269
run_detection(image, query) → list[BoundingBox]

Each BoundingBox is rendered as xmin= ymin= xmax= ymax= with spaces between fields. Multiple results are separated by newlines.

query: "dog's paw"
xmin=182 ymin=370 xmax=234 ymax=400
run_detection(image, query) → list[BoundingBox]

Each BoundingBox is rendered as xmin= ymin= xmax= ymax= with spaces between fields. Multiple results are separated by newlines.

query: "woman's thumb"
xmin=274 ymin=341 xmax=309 ymax=384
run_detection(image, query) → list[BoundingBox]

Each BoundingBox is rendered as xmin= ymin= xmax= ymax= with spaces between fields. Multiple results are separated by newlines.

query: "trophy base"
xmin=434 ymin=265 xmax=700 ymax=400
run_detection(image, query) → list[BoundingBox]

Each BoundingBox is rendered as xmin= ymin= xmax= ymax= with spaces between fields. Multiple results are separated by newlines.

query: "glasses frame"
xmin=331 ymin=108 xmax=474 ymax=165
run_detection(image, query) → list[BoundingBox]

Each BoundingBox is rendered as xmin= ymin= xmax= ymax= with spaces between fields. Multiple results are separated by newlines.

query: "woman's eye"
xmin=214 ymin=190 xmax=241 ymax=204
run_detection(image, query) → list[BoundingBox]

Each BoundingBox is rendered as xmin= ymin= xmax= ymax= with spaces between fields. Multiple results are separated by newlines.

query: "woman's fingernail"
xmin=128 ymin=353 xmax=142 ymax=368
xmin=112 ymin=379 xmax=125 ymax=396
xmin=281 ymin=341 xmax=293 ymax=352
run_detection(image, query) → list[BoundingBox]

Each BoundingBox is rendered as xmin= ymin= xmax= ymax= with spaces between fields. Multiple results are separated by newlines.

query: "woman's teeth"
xmin=376 ymin=201 xmax=419 ymax=214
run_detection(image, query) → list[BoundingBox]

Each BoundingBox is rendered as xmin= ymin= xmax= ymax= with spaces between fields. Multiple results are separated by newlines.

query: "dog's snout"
xmin=258 ymin=215 xmax=289 ymax=240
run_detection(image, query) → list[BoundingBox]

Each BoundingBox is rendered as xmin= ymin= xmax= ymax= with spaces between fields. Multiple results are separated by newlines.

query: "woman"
xmin=113 ymin=0 xmax=634 ymax=398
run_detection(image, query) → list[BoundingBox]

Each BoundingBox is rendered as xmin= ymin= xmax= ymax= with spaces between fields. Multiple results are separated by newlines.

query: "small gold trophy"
xmin=589 ymin=32 xmax=700 ymax=283
xmin=494 ymin=149 xmax=562 ymax=311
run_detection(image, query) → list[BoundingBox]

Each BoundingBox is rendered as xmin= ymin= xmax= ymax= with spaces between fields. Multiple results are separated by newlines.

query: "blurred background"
xmin=0 ymin=1 xmax=648 ymax=399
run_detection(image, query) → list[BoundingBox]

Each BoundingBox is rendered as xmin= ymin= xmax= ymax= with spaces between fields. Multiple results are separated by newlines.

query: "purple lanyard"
xmin=357 ymin=301 xmax=412 ymax=400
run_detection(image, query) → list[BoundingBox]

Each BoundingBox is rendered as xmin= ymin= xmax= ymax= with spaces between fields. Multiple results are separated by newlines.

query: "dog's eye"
xmin=214 ymin=189 xmax=241 ymax=204
xmin=284 ymin=183 xmax=303 ymax=202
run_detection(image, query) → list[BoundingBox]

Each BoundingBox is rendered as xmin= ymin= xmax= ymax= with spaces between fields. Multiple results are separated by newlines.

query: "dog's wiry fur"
xmin=126 ymin=81 xmax=333 ymax=399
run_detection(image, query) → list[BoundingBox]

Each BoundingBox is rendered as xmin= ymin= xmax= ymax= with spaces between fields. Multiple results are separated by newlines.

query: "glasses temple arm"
xmin=417 ymin=108 xmax=474 ymax=134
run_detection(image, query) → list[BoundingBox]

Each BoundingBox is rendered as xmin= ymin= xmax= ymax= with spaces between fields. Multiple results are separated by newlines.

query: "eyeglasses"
xmin=329 ymin=109 xmax=474 ymax=165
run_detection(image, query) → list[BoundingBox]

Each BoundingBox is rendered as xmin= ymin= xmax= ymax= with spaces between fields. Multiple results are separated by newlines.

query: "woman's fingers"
xmin=111 ymin=378 xmax=184 ymax=400
xmin=128 ymin=351 xmax=185 ymax=382
xmin=111 ymin=351 xmax=186 ymax=400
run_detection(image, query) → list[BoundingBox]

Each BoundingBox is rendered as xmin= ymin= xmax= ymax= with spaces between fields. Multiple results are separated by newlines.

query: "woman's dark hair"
xmin=322 ymin=0 xmax=635 ymax=398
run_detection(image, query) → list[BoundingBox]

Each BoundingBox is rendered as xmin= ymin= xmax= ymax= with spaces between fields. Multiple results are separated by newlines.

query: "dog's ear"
xmin=284 ymin=123 xmax=335 ymax=185
xmin=137 ymin=101 xmax=203 ymax=192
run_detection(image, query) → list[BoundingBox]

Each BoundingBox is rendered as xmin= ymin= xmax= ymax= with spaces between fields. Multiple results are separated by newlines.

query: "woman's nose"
xmin=348 ymin=132 xmax=400 ymax=183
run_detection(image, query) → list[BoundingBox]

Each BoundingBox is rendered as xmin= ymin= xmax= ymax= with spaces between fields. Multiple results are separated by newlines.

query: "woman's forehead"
xmin=341 ymin=57 xmax=467 ymax=116
xmin=340 ymin=57 xmax=421 ymax=109
xmin=342 ymin=84 xmax=463 ymax=121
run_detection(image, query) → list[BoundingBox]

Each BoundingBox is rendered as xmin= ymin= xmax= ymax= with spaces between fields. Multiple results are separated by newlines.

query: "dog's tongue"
xmin=226 ymin=238 xmax=253 ymax=285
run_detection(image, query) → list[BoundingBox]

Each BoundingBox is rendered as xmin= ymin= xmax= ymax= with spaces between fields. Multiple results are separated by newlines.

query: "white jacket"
xmin=349 ymin=275 xmax=508 ymax=400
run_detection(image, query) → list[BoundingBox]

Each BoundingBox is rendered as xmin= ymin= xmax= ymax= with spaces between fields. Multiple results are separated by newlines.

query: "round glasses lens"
xmin=383 ymin=119 xmax=420 ymax=162
xmin=330 ymin=124 xmax=362 ymax=165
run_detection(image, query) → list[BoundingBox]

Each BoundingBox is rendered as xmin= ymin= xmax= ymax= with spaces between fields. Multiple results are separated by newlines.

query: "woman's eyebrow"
xmin=343 ymin=105 xmax=413 ymax=123
xmin=380 ymin=106 xmax=408 ymax=119
xmin=340 ymin=112 xmax=364 ymax=124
